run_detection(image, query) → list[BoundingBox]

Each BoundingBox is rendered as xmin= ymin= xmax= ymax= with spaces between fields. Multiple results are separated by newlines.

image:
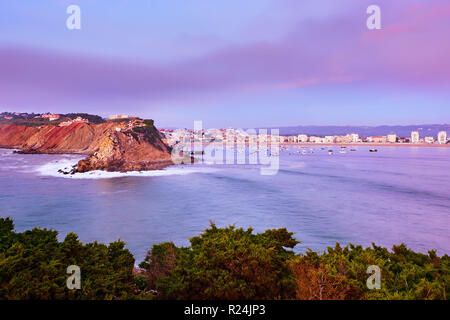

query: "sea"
xmin=0 ymin=146 xmax=449 ymax=263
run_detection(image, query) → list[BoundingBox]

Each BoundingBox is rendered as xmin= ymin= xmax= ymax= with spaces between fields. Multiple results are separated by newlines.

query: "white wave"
xmin=0 ymin=149 xmax=18 ymax=156
xmin=35 ymin=157 xmax=219 ymax=179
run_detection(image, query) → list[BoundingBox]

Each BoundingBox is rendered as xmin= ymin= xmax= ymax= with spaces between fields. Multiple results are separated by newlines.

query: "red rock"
xmin=0 ymin=120 xmax=173 ymax=172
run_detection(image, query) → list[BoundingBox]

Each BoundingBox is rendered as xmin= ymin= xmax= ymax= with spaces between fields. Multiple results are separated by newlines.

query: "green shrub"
xmin=146 ymin=223 xmax=298 ymax=300
xmin=0 ymin=217 xmax=135 ymax=300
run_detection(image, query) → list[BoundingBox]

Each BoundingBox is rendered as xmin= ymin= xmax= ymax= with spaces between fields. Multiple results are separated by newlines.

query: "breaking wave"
xmin=35 ymin=157 xmax=219 ymax=179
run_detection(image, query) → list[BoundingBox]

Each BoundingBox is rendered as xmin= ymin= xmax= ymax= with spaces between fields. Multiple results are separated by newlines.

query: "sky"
xmin=1 ymin=0 xmax=450 ymax=128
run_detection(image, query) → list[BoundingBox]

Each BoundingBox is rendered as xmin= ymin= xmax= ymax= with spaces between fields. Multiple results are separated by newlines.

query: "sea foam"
xmin=35 ymin=157 xmax=219 ymax=179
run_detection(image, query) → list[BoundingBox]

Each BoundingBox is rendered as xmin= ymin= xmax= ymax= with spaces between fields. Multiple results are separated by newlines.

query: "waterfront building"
xmin=349 ymin=133 xmax=359 ymax=143
xmin=387 ymin=134 xmax=397 ymax=143
xmin=324 ymin=136 xmax=335 ymax=143
xmin=411 ymin=131 xmax=420 ymax=143
xmin=367 ymin=136 xmax=387 ymax=143
xmin=309 ymin=136 xmax=325 ymax=143
xmin=297 ymin=134 xmax=308 ymax=142
xmin=424 ymin=136 xmax=435 ymax=144
xmin=438 ymin=131 xmax=447 ymax=144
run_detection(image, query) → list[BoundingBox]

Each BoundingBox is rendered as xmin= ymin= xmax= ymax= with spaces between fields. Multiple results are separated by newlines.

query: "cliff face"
xmin=76 ymin=124 xmax=173 ymax=172
xmin=0 ymin=121 xmax=173 ymax=172
xmin=0 ymin=124 xmax=39 ymax=148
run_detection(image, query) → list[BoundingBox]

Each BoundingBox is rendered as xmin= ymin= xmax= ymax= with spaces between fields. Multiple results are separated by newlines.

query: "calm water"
xmin=1 ymin=146 xmax=449 ymax=262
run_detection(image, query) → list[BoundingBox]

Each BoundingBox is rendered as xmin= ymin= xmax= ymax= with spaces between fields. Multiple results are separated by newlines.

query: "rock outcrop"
xmin=75 ymin=123 xmax=173 ymax=172
xmin=0 ymin=120 xmax=173 ymax=172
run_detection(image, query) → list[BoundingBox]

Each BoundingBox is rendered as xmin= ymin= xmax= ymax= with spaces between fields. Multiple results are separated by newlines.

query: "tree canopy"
xmin=1 ymin=218 xmax=448 ymax=300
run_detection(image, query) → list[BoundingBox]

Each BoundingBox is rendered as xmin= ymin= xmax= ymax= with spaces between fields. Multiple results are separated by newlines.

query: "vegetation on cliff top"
xmin=0 ymin=218 xmax=448 ymax=300
xmin=0 ymin=112 xmax=105 ymax=126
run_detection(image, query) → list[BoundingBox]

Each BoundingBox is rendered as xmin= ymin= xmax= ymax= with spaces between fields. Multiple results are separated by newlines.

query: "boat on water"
xmin=350 ymin=148 xmax=357 ymax=151
xmin=328 ymin=150 xmax=333 ymax=155
xmin=369 ymin=148 xmax=378 ymax=152
xmin=339 ymin=147 xmax=347 ymax=154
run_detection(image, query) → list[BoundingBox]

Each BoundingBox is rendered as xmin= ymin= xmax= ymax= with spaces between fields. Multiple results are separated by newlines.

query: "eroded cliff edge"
xmin=0 ymin=119 xmax=173 ymax=172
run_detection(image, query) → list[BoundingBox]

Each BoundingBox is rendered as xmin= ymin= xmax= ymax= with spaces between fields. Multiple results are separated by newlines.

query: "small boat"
xmin=339 ymin=147 xmax=347 ymax=154
xmin=369 ymin=148 xmax=378 ymax=152
xmin=328 ymin=150 xmax=333 ymax=155
xmin=350 ymin=148 xmax=357 ymax=151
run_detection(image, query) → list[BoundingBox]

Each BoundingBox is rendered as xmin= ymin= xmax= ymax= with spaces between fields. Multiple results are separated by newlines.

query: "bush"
xmin=143 ymin=223 xmax=299 ymax=300
xmin=0 ymin=217 xmax=136 ymax=300
xmin=1 ymin=218 xmax=448 ymax=300
xmin=289 ymin=243 xmax=449 ymax=300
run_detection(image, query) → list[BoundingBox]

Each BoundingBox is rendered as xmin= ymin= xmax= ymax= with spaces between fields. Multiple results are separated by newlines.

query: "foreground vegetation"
xmin=0 ymin=218 xmax=448 ymax=300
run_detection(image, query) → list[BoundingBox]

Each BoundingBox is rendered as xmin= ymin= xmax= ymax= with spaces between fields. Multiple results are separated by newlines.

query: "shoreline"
xmin=197 ymin=142 xmax=450 ymax=148
xmin=280 ymin=142 xmax=450 ymax=148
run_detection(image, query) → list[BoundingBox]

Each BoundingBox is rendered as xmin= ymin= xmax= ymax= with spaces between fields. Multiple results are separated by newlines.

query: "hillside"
xmin=0 ymin=119 xmax=173 ymax=172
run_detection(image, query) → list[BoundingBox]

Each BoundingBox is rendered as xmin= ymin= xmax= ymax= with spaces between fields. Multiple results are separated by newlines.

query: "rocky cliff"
xmin=0 ymin=120 xmax=173 ymax=172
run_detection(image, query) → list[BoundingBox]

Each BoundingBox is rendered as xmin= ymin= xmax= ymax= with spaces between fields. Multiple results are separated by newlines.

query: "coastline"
xmin=280 ymin=142 xmax=450 ymax=148
xmin=199 ymin=142 xmax=450 ymax=148
xmin=0 ymin=122 xmax=174 ymax=172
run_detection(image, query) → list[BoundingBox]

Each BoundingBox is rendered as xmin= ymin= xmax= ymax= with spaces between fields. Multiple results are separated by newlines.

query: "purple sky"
xmin=1 ymin=0 xmax=450 ymax=128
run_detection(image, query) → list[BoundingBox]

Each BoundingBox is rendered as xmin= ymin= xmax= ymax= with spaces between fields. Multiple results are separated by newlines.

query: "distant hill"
xmin=261 ymin=124 xmax=450 ymax=137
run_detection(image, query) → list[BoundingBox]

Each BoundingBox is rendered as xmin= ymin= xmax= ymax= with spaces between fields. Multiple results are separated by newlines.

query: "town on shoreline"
xmin=160 ymin=127 xmax=449 ymax=148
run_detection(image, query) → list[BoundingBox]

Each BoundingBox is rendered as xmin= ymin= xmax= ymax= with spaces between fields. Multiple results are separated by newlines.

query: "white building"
xmin=297 ymin=134 xmax=308 ymax=143
xmin=387 ymin=134 xmax=397 ymax=143
xmin=438 ymin=131 xmax=447 ymax=144
xmin=350 ymin=133 xmax=359 ymax=143
xmin=310 ymin=136 xmax=324 ymax=143
xmin=324 ymin=136 xmax=335 ymax=144
xmin=411 ymin=131 xmax=420 ymax=144
xmin=424 ymin=136 xmax=435 ymax=144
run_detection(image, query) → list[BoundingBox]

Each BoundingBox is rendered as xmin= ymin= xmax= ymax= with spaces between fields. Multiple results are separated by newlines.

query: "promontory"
xmin=0 ymin=113 xmax=173 ymax=173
